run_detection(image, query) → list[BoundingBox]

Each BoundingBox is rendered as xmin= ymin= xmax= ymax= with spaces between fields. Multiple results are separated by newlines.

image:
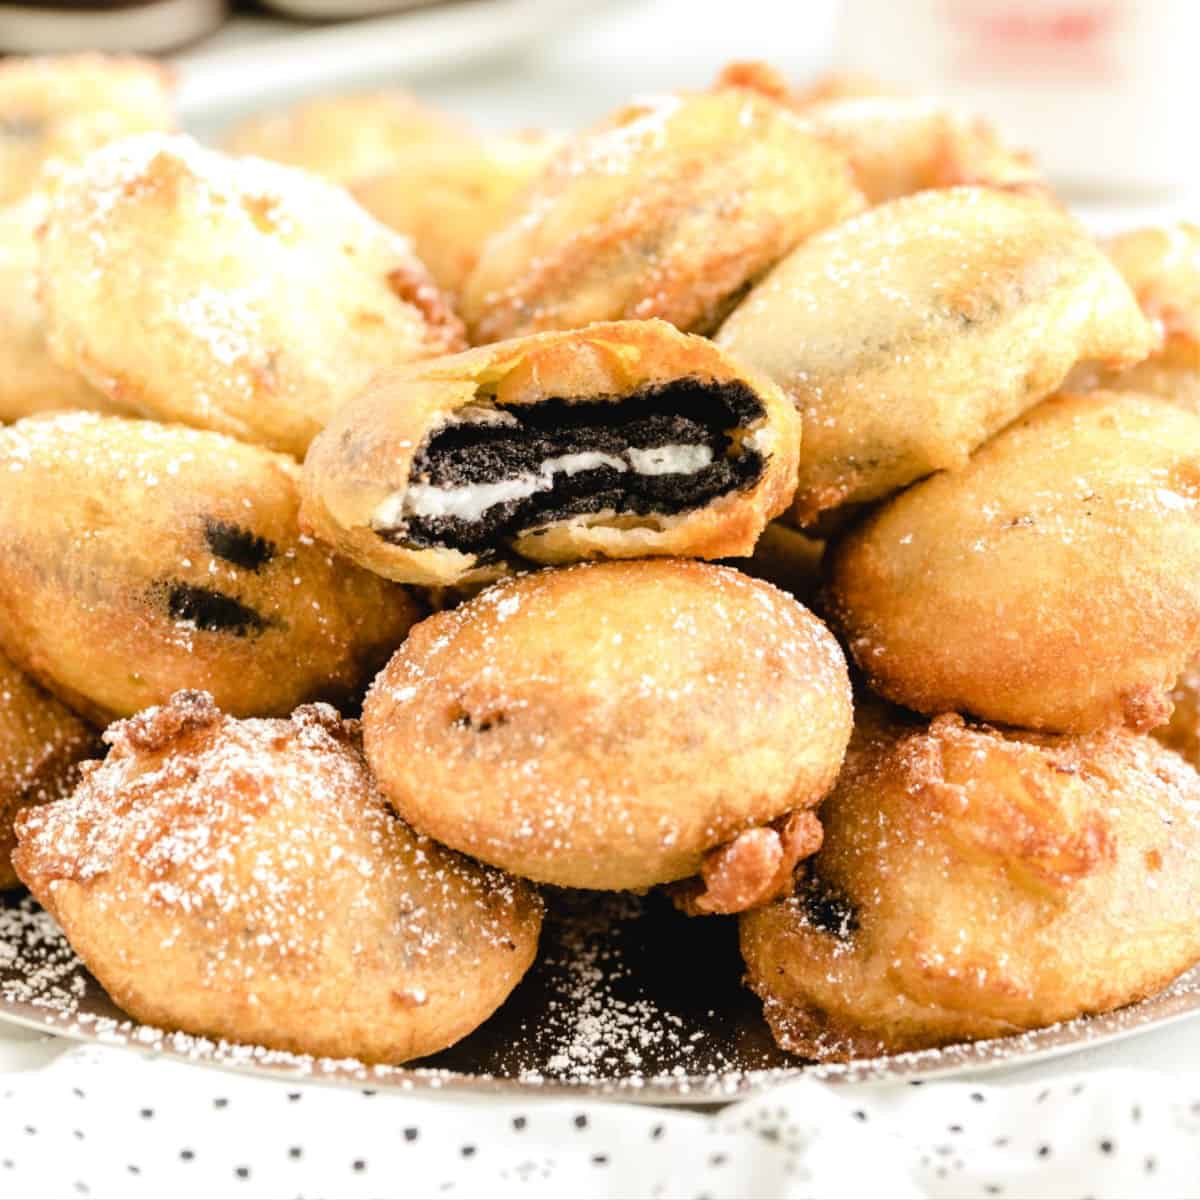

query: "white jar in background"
xmin=835 ymin=0 xmax=1200 ymax=197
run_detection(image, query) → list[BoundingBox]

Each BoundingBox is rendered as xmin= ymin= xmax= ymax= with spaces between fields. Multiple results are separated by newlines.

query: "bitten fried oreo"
xmin=0 ymin=648 xmax=99 ymax=890
xmin=0 ymin=414 xmax=420 ymax=723
xmin=718 ymin=187 xmax=1154 ymax=524
xmin=461 ymin=87 xmax=863 ymax=343
xmin=38 ymin=135 xmax=464 ymax=458
xmin=13 ymin=692 xmax=542 ymax=1064
xmin=363 ymin=560 xmax=852 ymax=897
xmin=741 ymin=706 xmax=1200 ymax=1060
xmin=828 ymin=391 xmax=1200 ymax=733
xmin=302 ymin=321 xmax=801 ymax=587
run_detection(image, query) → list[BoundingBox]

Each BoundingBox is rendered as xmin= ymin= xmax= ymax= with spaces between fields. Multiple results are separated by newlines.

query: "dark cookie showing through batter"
xmin=376 ymin=378 xmax=767 ymax=556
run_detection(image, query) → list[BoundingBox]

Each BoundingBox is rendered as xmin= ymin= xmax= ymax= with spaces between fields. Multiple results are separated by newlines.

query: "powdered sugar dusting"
xmin=12 ymin=693 xmax=540 ymax=1064
xmin=2 ymin=885 xmax=1198 ymax=1101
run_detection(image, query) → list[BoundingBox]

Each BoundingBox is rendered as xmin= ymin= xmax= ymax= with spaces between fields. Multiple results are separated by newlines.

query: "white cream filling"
xmin=374 ymin=443 xmax=717 ymax=529
xmin=626 ymin=444 xmax=713 ymax=475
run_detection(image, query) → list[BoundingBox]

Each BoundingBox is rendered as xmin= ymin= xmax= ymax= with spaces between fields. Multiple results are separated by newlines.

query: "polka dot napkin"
xmin=1 ymin=1044 xmax=1198 ymax=1199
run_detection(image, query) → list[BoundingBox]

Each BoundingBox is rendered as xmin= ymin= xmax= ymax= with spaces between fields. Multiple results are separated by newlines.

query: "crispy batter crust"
xmin=0 ymin=649 xmax=98 ymax=889
xmin=13 ymin=691 xmax=542 ymax=1064
xmin=828 ymin=391 xmax=1200 ymax=733
xmin=741 ymin=706 xmax=1200 ymax=1060
xmin=1068 ymin=224 xmax=1200 ymax=409
xmin=0 ymin=198 xmax=118 ymax=421
xmin=461 ymin=88 xmax=863 ymax=343
xmin=0 ymin=54 xmax=175 ymax=205
xmin=0 ymin=414 xmax=421 ymax=723
xmin=301 ymin=320 xmax=801 ymax=587
xmin=794 ymin=95 xmax=1045 ymax=204
xmin=354 ymin=132 xmax=559 ymax=301
xmin=222 ymin=89 xmax=471 ymax=184
xmin=38 ymin=135 xmax=464 ymax=458
xmin=363 ymin=560 xmax=852 ymax=893
xmin=718 ymin=187 xmax=1155 ymax=525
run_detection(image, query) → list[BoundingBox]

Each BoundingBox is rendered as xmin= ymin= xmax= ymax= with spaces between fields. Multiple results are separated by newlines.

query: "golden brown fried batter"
xmin=741 ymin=707 xmax=1200 ymax=1060
xmin=1154 ymin=661 xmax=1200 ymax=770
xmin=670 ymin=808 xmax=824 ymax=917
xmin=221 ymin=88 xmax=471 ymax=184
xmin=795 ymin=96 xmax=1044 ymax=204
xmin=364 ymin=560 xmax=852 ymax=895
xmin=38 ymin=135 xmax=464 ymax=458
xmin=13 ymin=691 xmax=542 ymax=1063
xmin=461 ymin=88 xmax=864 ymax=344
xmin=718 ymin=187 xmax=1155 ymax=524
xmin=0 ymin=648 xmax=98 ymax=889
xmin=302 ymin=320 xmax=801 ymax=588
xmin=828 ymin=391 xmax=1200 ymax=733
xmin=0 ymin=198 xmax=117 ymax=421
xmin=1068 ymin=224 xmax=1200 ymax=409
xmin=0 ymin=414 xmax=420 ymax=724
xmin=0 ymin=54 xmax=175 ymax=204
xmin=354 ymin=132 xmax=559 ymax=301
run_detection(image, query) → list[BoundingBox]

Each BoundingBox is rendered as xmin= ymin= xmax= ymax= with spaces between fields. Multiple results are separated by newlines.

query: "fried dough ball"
xmin=38 ymin=135 xmax=464 ymax=459
xmin=13 ymin=692 xmax=542 ymax=1063
xmin=222 ymin=88 xmax=471 ymax=184
xmin=302 ymin=320 xmax=801 ymax=587
xmin=828 ymin=391 xmax=1200 ymax=733
xmin=1068 ymin=224 xmax=1200 ymax=409
xmin=353 ymin=131 xmax=559 ymax=300
xmin=0 ymin=414 xmax=420 ymax=725
xmin=717 ymin=188 xmax=1155 ymax=524
xmin=0 ymin=54 xmax=175 ymax=205
xmin=461 ymin=89 xmax=864 ymax=344
xmin=0 ymin=648 xmax=98 ymax=890
xmin=1153 ymin=662 xmax=1200 ymax=770
xmin=0 ymin=198 xmax=117 ymax=421
xmin=363 ymin=560 xmax=853 ymax=897
xmin=741 ymin=708 xmax=1200 ymax=1059
xmin=795 ymin=96 xmax=1044 ymax=204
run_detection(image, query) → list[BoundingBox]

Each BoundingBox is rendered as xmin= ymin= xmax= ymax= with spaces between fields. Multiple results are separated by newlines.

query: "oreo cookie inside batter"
xmin=373 ymin=378 xmax=768 ymax=556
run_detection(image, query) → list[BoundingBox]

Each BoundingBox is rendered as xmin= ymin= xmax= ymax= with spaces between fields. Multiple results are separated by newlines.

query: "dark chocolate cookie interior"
xmin=378 ymin=378 xmax=767 ymax=557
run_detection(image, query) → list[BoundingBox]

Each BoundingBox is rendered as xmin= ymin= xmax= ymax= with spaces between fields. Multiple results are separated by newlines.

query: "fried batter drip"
xmin=670 ymin=810 xmax=824 ymax=916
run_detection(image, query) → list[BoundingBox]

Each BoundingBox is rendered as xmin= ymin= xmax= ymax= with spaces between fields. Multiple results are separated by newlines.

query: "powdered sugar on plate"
xmin=3 ymin=887 xmax=1199 ymax=1104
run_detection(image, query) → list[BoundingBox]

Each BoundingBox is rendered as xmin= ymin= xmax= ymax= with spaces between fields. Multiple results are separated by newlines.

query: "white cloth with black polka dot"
xmin=0 ymin=1033 xmax=1198 ymax=1199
